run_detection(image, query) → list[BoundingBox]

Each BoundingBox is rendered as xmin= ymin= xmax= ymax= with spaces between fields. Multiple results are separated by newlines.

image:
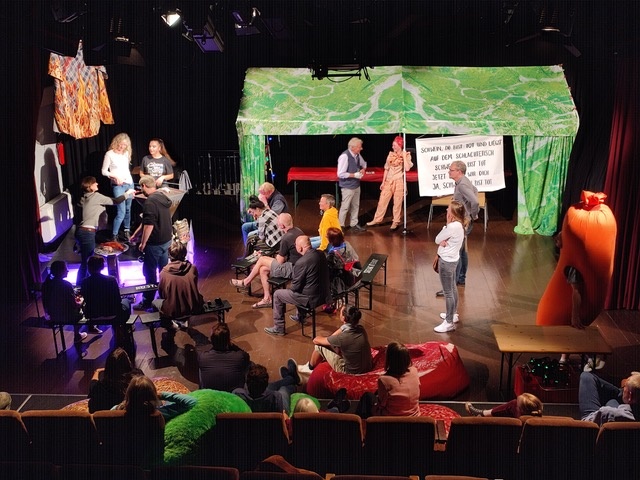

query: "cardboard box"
xmin=514 ymin=364 xmax=579 ymax=403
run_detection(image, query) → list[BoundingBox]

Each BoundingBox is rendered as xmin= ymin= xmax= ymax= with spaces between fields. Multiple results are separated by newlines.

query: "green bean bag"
xmin=163 ymin=389 xmax=250 ymax=465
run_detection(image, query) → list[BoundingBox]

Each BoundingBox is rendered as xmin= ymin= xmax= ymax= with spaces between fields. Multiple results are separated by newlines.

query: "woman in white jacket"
xmin=434 ymin=200 xmax=468 ymax=333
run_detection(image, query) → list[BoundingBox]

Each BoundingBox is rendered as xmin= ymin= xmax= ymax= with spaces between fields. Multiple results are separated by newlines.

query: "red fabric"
xmin=536 ymin=191 xmax=617 ymax=326
xmin=57 ymin=142 xmax=65 ymax=165
xmin=305 ymin=342 xmax=469 ymax=401
xmin=418 ymin=403 xmax=460 ymax=437
xmin=603 ymin=58 xmax=640 ymax=310
xmin=287 ymin=167 xmax=418 ymax=184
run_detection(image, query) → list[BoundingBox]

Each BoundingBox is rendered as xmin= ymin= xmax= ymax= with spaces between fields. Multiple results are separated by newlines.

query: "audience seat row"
xmin=205 ymin=412 xmax=640 ymax=480
xmin=0 ymin=463 xmax=429 ymax=480
xmin=0 ymin=409 xmax=164 ymax=469
xmin=2 ymin=409 xmax=639 ymax=479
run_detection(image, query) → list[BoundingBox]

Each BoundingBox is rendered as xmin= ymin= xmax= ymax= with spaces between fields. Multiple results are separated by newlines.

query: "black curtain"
xmin=2 ymin=2 xmax=42 ymax=306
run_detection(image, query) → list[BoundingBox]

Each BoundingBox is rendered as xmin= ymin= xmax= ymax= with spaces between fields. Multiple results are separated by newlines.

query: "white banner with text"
xmin=415 ymin=135 xmax=505 ymax=197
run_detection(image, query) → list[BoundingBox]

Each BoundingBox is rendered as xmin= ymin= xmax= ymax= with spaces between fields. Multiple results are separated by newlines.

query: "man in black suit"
xmin=265 ymin=235 xmax=331 ymax=336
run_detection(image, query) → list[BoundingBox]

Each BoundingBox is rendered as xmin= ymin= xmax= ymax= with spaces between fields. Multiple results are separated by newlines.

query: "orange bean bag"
xmin=536 ymin=191 xmax=617 ymax=326
xmin=305 ymin=341 xmax=469 ymax=401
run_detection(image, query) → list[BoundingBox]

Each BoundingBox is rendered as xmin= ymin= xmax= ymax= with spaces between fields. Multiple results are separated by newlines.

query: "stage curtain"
xmin=603 ymin=58 xmax=640 ymax=310
xmin=4 ymin=3 xmax=42 ymax=304
xmin=238 ymin=134 xmax=266 ymax=216
xmin=512 ymin=135 xmax=574 ymax=236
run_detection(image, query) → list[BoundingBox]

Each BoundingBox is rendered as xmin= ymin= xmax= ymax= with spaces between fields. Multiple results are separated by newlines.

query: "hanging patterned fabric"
xmin=48 ymin=41 xmax=115 ymax=139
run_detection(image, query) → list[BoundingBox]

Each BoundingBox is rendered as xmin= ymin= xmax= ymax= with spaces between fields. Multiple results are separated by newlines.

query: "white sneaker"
xmin=440 ymin=312 xmax=460 ymax=323
xmin=583 ymin=357 xmax=606 ymax=372
xmin=434 ymin=320 xmax=456 ymax=333
xmin=297 ymin=362 xmax=313 ymax=374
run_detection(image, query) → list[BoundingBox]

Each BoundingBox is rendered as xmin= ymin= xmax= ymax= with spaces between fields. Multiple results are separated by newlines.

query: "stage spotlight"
xmin=161 ymin=9 xmax=182 ymax=27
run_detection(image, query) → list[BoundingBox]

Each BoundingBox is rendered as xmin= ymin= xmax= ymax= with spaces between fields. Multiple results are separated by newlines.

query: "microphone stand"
xmin=402 ymin=134 xmax=411 ymax=235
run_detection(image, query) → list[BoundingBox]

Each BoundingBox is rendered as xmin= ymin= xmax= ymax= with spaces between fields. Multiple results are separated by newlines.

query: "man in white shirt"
xmin=337 ymin=137 xmax=367 ymax=232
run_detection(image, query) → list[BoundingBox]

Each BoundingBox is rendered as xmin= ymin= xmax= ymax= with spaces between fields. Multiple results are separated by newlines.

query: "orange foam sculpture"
xmin=536 ymin=191 xmax=617 ymax=326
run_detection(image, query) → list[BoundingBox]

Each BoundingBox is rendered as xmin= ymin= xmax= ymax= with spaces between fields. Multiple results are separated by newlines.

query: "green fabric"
xmin=238 ymin=134 xmax=266 ymax=217
xmin=163 ymin=389 xmax=250 ymax=465
xmin=236 ymin=66 xmax=579 ymax=234
xmin=290 ymin=392 xmax=321 ymax=415
xmin=513 ymin=135 xmax=574 ymax=235
xmin=402 ymin=66 xmax=579 ymax=136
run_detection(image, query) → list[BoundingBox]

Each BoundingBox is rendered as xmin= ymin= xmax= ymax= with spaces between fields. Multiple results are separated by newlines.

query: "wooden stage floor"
xmin=5 ymin=193 xmax=639 ymax=403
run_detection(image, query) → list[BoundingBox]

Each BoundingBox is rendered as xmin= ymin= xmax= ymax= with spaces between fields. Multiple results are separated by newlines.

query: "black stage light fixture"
xmin=232 ymin=7 xmax=261 ymax=36
xmin=193 ymin=16 xmax=224 ymax=52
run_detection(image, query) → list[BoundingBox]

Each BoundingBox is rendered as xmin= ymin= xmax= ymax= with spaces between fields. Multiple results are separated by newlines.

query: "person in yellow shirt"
xmin=310 ymin=194 xmax=341 ymax=251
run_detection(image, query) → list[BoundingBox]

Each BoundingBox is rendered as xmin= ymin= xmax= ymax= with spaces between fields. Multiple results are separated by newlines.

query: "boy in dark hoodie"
xmin=131 ymin=175 xmax=174 ymax=311
xmin=153 ymin=240 xmax=204 ymax=330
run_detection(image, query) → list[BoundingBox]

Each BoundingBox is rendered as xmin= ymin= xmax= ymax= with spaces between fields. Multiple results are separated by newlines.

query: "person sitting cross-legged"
xmin=230 ymin=213 xmax=303 ymax=309
xmin=233 ymin=361 xmax=300 ymax=414
xmin=298 ymin=305 xmax=373 ymax=375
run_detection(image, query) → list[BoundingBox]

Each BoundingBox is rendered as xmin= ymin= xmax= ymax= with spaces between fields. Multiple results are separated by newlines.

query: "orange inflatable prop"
xmin=536 ymin=191 xmax=617 ymax=326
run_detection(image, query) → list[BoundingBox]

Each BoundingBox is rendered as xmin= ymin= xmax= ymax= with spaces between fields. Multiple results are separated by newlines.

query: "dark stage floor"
xmin=5 ymin=193 xmax=639 ymax=411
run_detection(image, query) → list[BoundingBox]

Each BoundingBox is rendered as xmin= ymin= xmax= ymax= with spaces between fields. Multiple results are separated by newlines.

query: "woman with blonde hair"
xmin=102 ymin=133 xmax=135 ymax=241
xmin=433 ymin=200 xmax=468 ymax=333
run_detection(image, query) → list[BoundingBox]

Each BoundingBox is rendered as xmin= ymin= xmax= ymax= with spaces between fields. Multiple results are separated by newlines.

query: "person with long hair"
xmin=433 ymin=200 xmax=468 ymax=333
xmin=75 ymin=175 xmax=135 ymax=284
xmin=367 ymin=135 xmax=413 ymax=231
xmin=140 ymin=138 xmax=174 ymax=187
xmin=357 ymin=342 xmax=420 ymax=418
xmin=114 ymin=375 xmax=196 ymax=421
xmin=102 ymin=133 xmax=135 ymax=241
xmin=88 ymin=347 xmax=142 ymax=412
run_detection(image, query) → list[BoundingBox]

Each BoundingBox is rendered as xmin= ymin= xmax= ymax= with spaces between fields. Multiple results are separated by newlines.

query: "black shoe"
xmin=435 ymin=290 xmax=444 ymax=297
xmin=280 ymin=358 xmax=301 ymax=385
xmin=289 ymin=314 xmax=309 ymax=326
xmin=465 ymin=402 xmax=484 ymax=416
xmin=351 ymin=224 xmax=366 ymax=232
xmin=328 ymin=388 xmax=350 ymax=413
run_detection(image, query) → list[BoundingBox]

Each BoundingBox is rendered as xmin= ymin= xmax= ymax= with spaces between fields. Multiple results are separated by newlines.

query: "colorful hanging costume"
xmin=48 ymin=41 xmax=114 ymax=139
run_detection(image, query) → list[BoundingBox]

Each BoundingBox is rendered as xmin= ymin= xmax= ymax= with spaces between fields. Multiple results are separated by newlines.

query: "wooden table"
xmin=492 ymin=324 xmax=612 ymax=398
